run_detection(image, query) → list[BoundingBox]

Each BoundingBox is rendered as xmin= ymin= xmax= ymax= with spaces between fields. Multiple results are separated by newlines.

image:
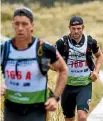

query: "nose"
xmin=18 ymin=24 xmax=23 ymax=31
xmin=75 ymin=28 xmax=78 ymax=33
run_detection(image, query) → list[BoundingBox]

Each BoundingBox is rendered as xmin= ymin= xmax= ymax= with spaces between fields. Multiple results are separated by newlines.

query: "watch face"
xmin=56 ymin=96 xmax=60 ymax=101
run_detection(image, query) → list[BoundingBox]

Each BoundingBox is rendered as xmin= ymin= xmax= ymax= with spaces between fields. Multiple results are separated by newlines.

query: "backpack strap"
xmin=36 ymin=39 xmax=49 ymax=102
xmin=62 ymin=35 xmax=95 ymax=71
xmin=62 ymin=35 xmax=69 ymax=63
xmin=36 ymin=39 xmax=49 ymax=75
xmin=1 ymin=38 xmax=48 ymax=76
xmin=1 ymin=40 xmax=11 ymax=75
xmin=55 ymin=35 xmax=69 ymax=63
xmin=86 ymin=35 xmax=95 ymax=71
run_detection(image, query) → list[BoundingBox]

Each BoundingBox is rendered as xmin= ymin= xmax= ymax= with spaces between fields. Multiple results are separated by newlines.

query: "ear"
xmin=68 ymin=25 xmax=71 ymax=30
xmin=82 ymin=25 xmax=85 ymax=30
xmin=31 ymin=22 xmax=34 ymax=33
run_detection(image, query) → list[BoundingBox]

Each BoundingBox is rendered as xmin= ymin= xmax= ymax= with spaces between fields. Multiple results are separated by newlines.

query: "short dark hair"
xmin=69 ymin=16 xmax=84 ymax=26
xmin=13 ymin=7 xmax=34 ymax=22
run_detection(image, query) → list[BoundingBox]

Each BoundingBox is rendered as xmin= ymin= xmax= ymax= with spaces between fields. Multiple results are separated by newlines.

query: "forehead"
xmin=13 ymin=16 xmax=31 ymax=23
xmin=70 ymin=25 xmax=83 ymax=29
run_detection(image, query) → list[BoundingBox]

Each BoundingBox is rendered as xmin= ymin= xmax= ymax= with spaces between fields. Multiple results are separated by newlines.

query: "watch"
xmin=50 ymin=92 xmax=60 ymax=102
xmin=53 ymin=94 xmax=60 ymax=102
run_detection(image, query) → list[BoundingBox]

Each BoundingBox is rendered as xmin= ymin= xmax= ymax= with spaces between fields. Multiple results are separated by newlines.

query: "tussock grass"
xmin=90 ymin=81 xmax=103 ymax=112
xmin=1 ymin=1 xmax=103 ymax=47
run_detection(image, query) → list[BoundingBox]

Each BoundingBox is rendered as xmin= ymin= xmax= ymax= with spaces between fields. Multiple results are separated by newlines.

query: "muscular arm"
xmin=94 ymin=48 xmax=103 ymax=73
xmin=44 ymin=43 xmax=68 ymax=111
xmin=45 ymin=52 xmax=68 ymax=111
xmin=91 ymin=39 xmax=103 ymax=73
xmin=90 ymin=39 xmax=103 ymax=81
xmin=50 ymin=52 xmax=68 ymax=97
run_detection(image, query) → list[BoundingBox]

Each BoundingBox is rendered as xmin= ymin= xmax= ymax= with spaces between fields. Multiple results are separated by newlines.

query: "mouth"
xmin=18 ymin=33 xmax=24 ymax=36
xmin=74 ymin=33 xmax=79 ymax=36
xmin=18 ymin=33 xmax=24 ymax=35
xmin=17 ymin=34 xmax=25 ymax=38
xmin=74 ymin=34 xmax=80 ymax=37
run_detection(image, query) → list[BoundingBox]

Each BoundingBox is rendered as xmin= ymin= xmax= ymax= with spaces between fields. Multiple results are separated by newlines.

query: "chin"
xmin=74 ymin=36 xmax=80 ymax=39
xmin=17 ymin=36 xmax=25 ymax=41
xmin=73 ymin=37 xmax=79 ymax=40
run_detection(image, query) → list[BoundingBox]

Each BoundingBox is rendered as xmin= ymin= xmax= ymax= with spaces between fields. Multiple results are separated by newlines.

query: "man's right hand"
xmin=0 ymin=83 xmax=7 ymax=96
xmin=90 ymin=70 xmax=98 ymax=82
xmin=45 ymin=97 xmax=58 ymax=112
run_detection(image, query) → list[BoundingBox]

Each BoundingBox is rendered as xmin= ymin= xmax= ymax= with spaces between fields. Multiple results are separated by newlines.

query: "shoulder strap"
xmin=62 ymin=35 xmax=69 ymax=63
xmin=87 ymin=35 xmax=93 ymax=51
xmin=1 ymin=40 xmax=11 ymax=75
xmin=86 ymin=35 xmax=95 ymax=71
xmin=1 ymin=38 xmax=48 ymax=76
xmin=36 ymin=39 xmax=49 ymax=75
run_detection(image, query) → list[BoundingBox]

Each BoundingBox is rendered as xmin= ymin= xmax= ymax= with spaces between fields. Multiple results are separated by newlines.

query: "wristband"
xmin=50 ymin=92 xmax=60 ymax=102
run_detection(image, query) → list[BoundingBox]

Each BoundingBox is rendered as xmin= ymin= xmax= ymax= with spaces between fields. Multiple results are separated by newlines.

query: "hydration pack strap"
xmin=1 ymin=40 xmax=11 ymax=75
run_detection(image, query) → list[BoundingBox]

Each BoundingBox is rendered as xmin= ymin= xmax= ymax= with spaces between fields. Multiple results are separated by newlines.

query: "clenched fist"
xmin=45 ymin=97 xmax=58 ymax=112
xmin=90 ymin=70 xmax=98 ymax=82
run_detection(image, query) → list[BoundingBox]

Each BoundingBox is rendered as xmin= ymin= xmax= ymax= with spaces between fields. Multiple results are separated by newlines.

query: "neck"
xmin=14 ymin=36 xmax=32 ymax=50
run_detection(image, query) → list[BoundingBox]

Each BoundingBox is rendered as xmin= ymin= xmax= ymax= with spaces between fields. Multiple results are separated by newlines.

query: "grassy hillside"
xmin=1 ymin=1 xmax=103 ymax=56
xmin=1 ymin=1 xmax=103 ymax=43
xmin=1 ymin=1 xmax=103 ymax=121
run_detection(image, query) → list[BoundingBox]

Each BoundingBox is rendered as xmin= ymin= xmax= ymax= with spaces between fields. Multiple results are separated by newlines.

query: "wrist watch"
xmin=50 ymin=92 xmax=60 ymax=102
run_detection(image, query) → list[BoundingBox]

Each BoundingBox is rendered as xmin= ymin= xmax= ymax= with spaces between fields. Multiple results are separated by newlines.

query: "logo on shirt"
xmin=69 ymin=48 xmax=86 ymax=61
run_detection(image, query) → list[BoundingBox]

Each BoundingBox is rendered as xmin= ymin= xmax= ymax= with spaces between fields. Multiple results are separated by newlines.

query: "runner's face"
xmin=69 ymin=25 xmax=84 ymax=40
xmin=12 ymin=16 xmax=34 ymax=40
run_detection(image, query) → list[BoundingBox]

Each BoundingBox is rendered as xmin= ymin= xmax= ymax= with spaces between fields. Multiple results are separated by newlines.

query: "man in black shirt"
xmin=56 ymin=16 xmax=103 ymax=121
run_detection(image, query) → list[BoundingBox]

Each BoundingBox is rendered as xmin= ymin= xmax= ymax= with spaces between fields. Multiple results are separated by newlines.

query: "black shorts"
xmin=4 ymin=100 xmax=47 ymax=121
xmin=61 ymin=83 xmax=92 ymax=118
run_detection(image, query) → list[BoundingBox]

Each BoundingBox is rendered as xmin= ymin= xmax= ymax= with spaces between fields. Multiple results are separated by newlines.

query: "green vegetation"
xmin=1 ymin=1 xmax=103 ymax=121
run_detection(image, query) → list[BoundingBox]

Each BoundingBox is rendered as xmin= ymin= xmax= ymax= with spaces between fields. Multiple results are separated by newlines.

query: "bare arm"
xmin=94 ymin=49 xmax=103 ymax=73
xmin=50 ymin=53 xmax=68 ymax=97
xmin=45 ymin=53 xmax=68 ymax=111
xmin=90 ymin=49 xmax=103 ymax=81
